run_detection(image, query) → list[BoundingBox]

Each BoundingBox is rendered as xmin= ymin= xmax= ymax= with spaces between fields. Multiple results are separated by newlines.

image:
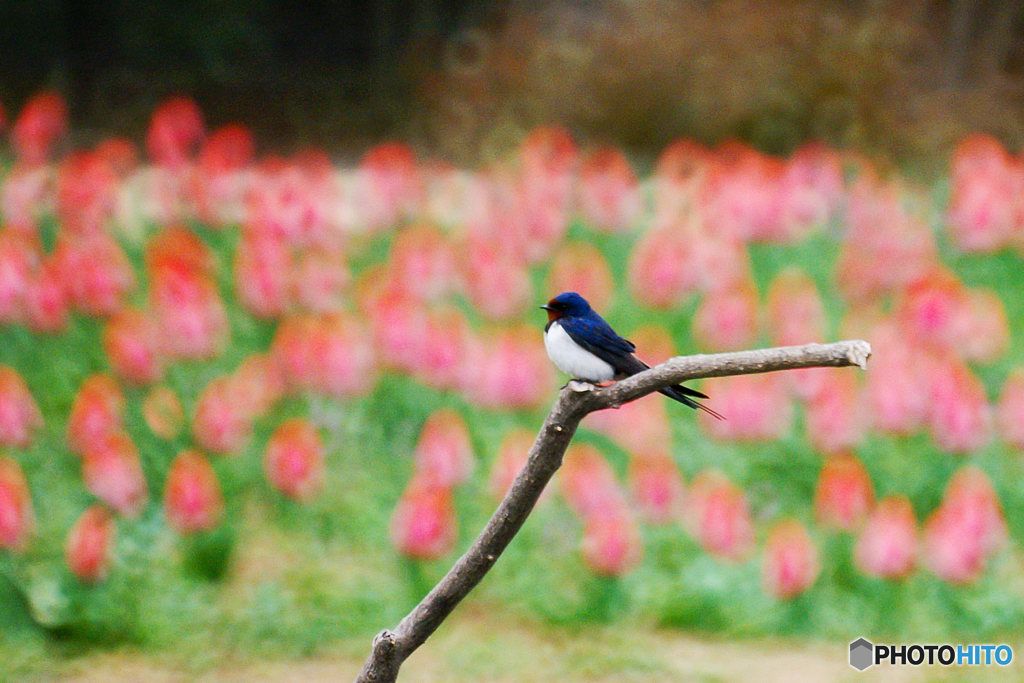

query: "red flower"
xmin=691 ymin=283 xmax=760 ymax=352
xmin=65 ymin=505 xmax=115 ymax=583
xmin=164 ymin=450 xmax=223 ymax=533
xmin=24 ymin=256 xmax=68 ymax=333
xmin=0 ymin=457 xmax=33 ymax=551
xmin=853 ymin=495 xmax=918 ymax=579
xmin=102 ymin=308 xmax=165 ymax=385
xmin=55 ymin=151 xmax=117 ymax=238
xmin=67 ymin=373 xmax=123 ymax=456
xmin=146 ymin=96 xmax=205 ymax=169
xmin=234 ymin=233 xmax=291 ymax=319
xmin=0 ymin=366 xmax=43 ymax=449
xmin=0 ymin=228 xmax=40 ymax=323
xmin=814 ymin=452 xmax=874 ymax=531
xmin=804 ymin=370 xmax=866 ymax=454
xmin=762 ymin=519 xmax=820 ymax=599
xmin=11 ymin=91 xmax=67 ymax=166
xmin=264 ymin=418 xmax=325 ymax=501
xmin=82 ymin=430 xmax=148 ymax=517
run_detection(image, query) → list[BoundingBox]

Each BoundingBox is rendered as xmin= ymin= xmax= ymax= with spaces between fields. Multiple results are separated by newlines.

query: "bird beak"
xmin=540 ymin=304 xmax=553 ymax=311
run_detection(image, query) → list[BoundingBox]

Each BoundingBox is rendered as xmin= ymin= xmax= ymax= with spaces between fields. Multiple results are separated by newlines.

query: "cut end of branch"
xmin=847 ymin=340 xmax=872 ymax=370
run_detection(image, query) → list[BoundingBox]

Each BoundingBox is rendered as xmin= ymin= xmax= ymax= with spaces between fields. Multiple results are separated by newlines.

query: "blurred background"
xmin=1 ymin=2 xmax=1024 ymax=682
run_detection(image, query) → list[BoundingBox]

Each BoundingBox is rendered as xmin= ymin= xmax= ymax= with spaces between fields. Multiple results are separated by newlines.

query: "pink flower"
xmin=192 ymin=377 xmax=251 ymax=455
xmin=626 ymin=227 xmax=700 ymax=309
xmin=853 ymin=495 xmax=918 ymax=579
xmin=762 ymin=519 xmax=820 ymax=599
xmin=390 ymin=475 xmax=457 ymax=560
xmin=65 ymin=505 xmax=115 ymax=583
xmin=698 ymin=373 xmax=792 ymax=442
xmin=82 ymin=430 xmax=148 ymax=517
xmin=514 ymin=126 xmax=577 ymax=262
xmin=997 ymin=367 xmax=1024 ymax=449
xmin=390 ymin=224 xmax=457 ymax=302
xmin=11 ymin=91 xmax=67 ymax=166
xmin=67 ymin=373 xmax=123 ymax=456
xmin=460 ymin=235 xmax=533 ymax=321
xmin=54 ymin=234 xmax=136 ymax=317
xmin=234 ymin=233 xmax=291 ymax=319
xmin=893 ymin=267 xmax=969 ymax=351
xmin=691 ymin=283 xmax=760 ymax=352
xmin=273 ymin=314 xmax=374 ymax=397
xmin=24 ymin=256 xmax=68 ymax=333
xmin=702 ymin=142 xmax=784 ymax=242
xmin=146 ymin=96 xmax=205 ymax=169
xmin=0 ymin=165 xmax=50 ymax=233
xmin=414 ymin=409 xmax=474 ymax=488
xmin=193 ymin=123 xmax=254 ymax=226
xmin=358 ymin=270 xmax=427 ymax=371
xmin=926 ymin=352 xmax=992 ymax=454
xmin=764 ymin=268 xmax=825 ymax=348
xmin=0 ymin=457 xmax=33 ymax=551
xmin=946 ymin=134 xmax=1021 ymax=253
xmin=55 ymin=151 xmax=117 ymax=238
xmin=804 ymin=370 xmax=866 ymax=454
xmin=290 ymin=245 xmax=349 ymax=313
xmin=559 ymin=444 xmax=628 ymax=520
xmin=777 ymin=142 xmax=844 ymax=237
xmin=922 ymin=466 xmax=1008 ymax=585
xmin=628 ymin=450 xmax=685 ymax=524
xmin=864 ymin=320 xmax=931 ymax=435
xmin=581 ymin=509 xmax=643 ymax=576
xmin=264 ymin=418 xmax=325 ymax=501
xmin=835 ymin=175 xmax=937 ymax=303
xmin=952 ymin=288 xmax=1010 ymax=363
xmin=412 ymin=307 xmax=473 ymax=391
xmin=149 ymin=258 xmax=229 ymax=361
xmin=0 ymin=228 xmax=40 ymax=323
xmin=0 ymin=366 xmax=43 ymax=449
xmin=462 ymin=325 xmax=554 ymax=411
xmin=164 ymin=450 xmax=223 ymax=533
xmin=575 ymin=146 xmax=642 ymax=233
xmin=102 ymin=308 xmax=164 ymax=385
xmin=545 ymin=242 xmax=614 ymax=313
xmin=359 ymin=143 xmax=422 ymax=232
xmin=683 ymin=470 xmax=754 ymax=561
xmin=814 ymin=452 xmax=874 ymax=531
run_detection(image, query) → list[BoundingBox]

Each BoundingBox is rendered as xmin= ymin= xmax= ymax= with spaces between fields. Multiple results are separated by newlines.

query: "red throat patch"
xmin=546 ymin=309 xmax=563 ymax=323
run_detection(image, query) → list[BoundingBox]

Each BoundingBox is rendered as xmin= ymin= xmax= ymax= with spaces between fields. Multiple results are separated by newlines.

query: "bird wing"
xmin=558 ymin=314 xmax=636 ymax=370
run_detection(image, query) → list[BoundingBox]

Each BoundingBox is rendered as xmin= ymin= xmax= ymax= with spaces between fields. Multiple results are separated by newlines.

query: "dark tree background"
xmin=0 ymin=0 xmax=1021 ymax=164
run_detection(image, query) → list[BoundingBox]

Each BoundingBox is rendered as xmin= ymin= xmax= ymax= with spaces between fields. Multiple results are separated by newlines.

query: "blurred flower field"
xmin=2 ymin=90 xmax=1024 ymax=676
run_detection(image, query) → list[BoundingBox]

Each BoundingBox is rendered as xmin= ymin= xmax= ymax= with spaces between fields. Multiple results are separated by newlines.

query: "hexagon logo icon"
xmin=849 ymin=638 xmax=874 ymax=671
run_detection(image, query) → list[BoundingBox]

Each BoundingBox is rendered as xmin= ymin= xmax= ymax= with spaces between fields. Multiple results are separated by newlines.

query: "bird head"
xmin=541 ymin=291 xmax=592 ymax=322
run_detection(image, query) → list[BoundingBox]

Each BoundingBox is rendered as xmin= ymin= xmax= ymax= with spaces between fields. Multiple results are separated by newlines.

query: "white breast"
xmin=544 ymin=322 xmax=615 ymax=382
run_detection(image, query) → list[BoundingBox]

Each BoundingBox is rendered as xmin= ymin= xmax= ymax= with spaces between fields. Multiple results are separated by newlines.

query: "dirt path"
xmin=48 ymin=610 xmax=1020 ymax=683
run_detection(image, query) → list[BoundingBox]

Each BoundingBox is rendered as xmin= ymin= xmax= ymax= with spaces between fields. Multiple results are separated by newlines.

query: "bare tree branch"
xmin=354 ymin=339 xmax=871 ymax=683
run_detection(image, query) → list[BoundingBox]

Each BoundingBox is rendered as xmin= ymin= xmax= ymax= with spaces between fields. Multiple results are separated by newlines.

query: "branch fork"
xmin=354 ymin=340 xmax=871 ymax=683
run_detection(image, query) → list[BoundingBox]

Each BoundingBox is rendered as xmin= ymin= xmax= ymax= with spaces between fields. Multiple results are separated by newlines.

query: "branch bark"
xmin=354 ymin=340 xmax=871 ymax=683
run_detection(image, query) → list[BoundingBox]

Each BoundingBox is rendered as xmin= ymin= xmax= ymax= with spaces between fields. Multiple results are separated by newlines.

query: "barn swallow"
xmin=542 ymin=292 xmax=723 ymax=418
